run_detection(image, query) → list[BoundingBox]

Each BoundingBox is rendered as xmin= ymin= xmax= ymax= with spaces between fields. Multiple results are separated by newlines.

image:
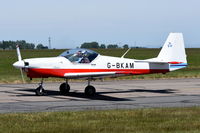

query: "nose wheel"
xmin=35 ymin=85 xmax=45 ymax=96
xmin=35 ymin=78 xmax=45 ymax=96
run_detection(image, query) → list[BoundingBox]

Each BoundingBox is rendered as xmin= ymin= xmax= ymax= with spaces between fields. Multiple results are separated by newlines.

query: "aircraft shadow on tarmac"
xmin=98 ymin=89 xmax=176 ymax=94
xmin=16 ymin=89 xmax=131 ymax=101
xmin=0 ymin=84 xmax=33 ymax=89
xmin=16 ymin=88 xmax=176 ymax=101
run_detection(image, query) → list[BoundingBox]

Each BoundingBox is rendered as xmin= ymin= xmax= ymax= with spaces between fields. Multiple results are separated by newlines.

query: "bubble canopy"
xmin=59 ymin=48 xmax=99 ymax=63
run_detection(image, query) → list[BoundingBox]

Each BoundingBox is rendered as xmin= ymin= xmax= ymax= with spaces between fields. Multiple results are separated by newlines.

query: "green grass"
xmin=0 ymin=48 xmax=200 ymax=83
xmin=1 ymin=107 xmax=200 ymax=133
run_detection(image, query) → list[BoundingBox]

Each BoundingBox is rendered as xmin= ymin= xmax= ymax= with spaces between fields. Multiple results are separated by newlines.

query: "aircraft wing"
xmin=64 ymin=72 xmax=116 ymax=78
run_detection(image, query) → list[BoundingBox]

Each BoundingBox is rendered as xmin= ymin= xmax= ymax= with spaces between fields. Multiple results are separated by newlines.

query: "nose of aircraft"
xmin=13 ymin=60 xmax=24 ymax=68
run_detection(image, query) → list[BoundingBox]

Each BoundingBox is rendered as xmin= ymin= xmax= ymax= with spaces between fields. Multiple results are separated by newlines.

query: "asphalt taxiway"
xmin=0 ymin=78 xmax=200 ymax=113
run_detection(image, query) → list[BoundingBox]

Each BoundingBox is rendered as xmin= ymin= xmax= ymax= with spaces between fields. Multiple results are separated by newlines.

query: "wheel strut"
xmin=35 ymin=78 xmax=45 ymax=96
xmin=88 ymin=78 xmax=91 ymax=86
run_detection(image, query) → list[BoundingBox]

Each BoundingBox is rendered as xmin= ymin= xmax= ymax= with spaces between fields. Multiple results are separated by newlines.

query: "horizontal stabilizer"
xmin=134 ymin=60 xmax=168 ymax=64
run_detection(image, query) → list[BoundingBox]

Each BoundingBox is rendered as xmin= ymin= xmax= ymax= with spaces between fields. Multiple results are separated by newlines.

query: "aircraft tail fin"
xmin=155 ymin=33 xmax=187 ymax=71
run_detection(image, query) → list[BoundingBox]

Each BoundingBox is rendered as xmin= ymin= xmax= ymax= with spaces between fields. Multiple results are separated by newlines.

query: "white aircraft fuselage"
xmin=14 ymin=55 xmax=173 ymax=79
xmin=13 ymin=33 xmax=188 ymax=96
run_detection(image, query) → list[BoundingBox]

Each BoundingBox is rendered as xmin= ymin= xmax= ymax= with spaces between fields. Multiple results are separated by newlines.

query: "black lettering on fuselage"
xmin=121 ymin=63 xmax=124 ymax=68
xmin=125 ymin=63 xmax=129 ymax=68
xmin=116 ymin=63 xmax=120 ymax=68
xmin=107 ymin=62 xmax=111 ymax=68
xmin=130 ymin=63 xmax=134 ymax=68
xmin=107 ymin=62 xmax=134 ymax=69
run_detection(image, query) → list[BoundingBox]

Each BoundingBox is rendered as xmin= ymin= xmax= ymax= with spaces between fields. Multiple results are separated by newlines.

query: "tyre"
xmin=59 ymin=83 xmax=70 ymax=95
xmin=35 ymin=86 xmax=45 ymax=96
xmin=85 ymin=85 xmax=96 ymax=97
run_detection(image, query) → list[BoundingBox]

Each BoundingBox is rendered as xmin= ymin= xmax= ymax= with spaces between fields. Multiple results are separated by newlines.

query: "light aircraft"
xmin=13 ymin=33 xmax=187 ymax=96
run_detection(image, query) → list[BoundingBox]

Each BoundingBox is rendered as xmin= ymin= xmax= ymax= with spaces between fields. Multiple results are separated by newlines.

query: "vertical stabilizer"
xmin=157 ymin=33 xmax=187 ymax=71
xmin=157 ymin=33 xmax=187 ymax=63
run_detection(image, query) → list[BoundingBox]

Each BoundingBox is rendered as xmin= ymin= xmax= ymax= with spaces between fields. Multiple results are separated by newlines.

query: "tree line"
xmin=80 ymin=42 xmax=129 ymax=49
xmin=0 ymin=40 xmax=144 ymax=50
xmin=0 ymin=40 xmax=48 ymax=50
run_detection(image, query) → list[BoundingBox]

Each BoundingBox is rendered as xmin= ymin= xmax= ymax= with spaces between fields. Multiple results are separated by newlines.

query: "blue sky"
xmin=0 ymin=0 xmax=199 ymax=48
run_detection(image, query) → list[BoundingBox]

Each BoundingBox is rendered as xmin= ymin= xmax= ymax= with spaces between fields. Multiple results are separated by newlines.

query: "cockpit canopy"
xmin=60 ymin=48 xmax=99 ymax=63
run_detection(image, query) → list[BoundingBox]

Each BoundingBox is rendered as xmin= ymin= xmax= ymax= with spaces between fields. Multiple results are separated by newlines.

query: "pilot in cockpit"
xmin=75 ymin=50 xmax=90 ymax=63
xmin=60 ymin=48 xmax=98 ymax=64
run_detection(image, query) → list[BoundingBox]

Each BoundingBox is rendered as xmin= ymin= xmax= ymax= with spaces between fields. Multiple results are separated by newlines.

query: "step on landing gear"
xmin=35 ymin=78 xmax=46 ymax=96
xmin=59 ymin=79 xmax=70 ymax=95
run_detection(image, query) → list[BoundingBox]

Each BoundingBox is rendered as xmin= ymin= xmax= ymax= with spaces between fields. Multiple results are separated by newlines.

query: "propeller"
xmin=20 ymin=67 xmax=25 ymax=83
xmin=13 ymin=45 xmax=25 ymax=83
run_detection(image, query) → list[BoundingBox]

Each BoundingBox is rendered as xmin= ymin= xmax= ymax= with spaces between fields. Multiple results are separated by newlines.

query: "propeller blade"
xmin=20 ymin=68 xmax=25 ymax=83
xmin=16 ymin=45 xmax=22 ymax=61
xmin=15 ymin=45 xmax=25 ymax=83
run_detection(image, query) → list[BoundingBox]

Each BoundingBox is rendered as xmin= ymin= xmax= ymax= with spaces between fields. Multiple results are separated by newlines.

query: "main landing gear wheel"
xmin=59 ymin=83 xmax=70 ymax=95
xmin=35 ymin=85 xmax=45 ymax=96
xmin=85 ymin=85 xmax=96 ymax=97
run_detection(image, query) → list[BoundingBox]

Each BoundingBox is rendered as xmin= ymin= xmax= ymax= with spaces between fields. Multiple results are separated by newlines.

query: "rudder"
xmin=157 ymin=33 xmax=187 ymax=71
xmin=157 ymin=33 xmax=187 ymax=63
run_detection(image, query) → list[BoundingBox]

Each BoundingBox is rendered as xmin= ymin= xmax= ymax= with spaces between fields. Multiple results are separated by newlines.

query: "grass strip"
xmin=0 ymin=107 xmax=200 ymax=133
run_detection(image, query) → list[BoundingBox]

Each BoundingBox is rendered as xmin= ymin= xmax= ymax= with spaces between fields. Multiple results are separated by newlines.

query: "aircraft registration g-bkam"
xmin=13 ymin=33 xmax=187 ymax=96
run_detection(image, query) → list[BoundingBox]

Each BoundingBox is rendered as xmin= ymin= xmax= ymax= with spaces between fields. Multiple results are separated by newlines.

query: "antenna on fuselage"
xmin=48 ymin=37 xmax=51 ymax=49
xmin=121 ymin=48 xmax=131 ymax=58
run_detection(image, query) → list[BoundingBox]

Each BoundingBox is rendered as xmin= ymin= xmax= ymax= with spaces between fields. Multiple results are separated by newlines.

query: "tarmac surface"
xmin=0 ymin=78 xmax=200 ymax=113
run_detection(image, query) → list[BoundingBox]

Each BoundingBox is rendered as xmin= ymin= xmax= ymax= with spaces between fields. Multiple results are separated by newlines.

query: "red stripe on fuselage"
xmin=26 ymin=68 xmax=169 ymax=78
xmin=168 ymin=62 xmax=183 ymax=64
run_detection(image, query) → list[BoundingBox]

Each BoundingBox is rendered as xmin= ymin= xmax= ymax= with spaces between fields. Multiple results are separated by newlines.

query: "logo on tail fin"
xmin=168 ymin=42 xmax=172 ymax=47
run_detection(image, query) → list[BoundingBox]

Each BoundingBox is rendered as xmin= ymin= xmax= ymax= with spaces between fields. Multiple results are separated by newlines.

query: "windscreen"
xmin=60 ymin=48 xmax=99 ymax=63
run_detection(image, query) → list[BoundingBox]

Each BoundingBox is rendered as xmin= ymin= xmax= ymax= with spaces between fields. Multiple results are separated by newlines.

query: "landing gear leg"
xmin=35 ymin=78 xmax=45 ymax=96
xmin=59 ymin=78 xmax=70 ymax=95
xmin=84 ymin=78 xmax=96 ymax=97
